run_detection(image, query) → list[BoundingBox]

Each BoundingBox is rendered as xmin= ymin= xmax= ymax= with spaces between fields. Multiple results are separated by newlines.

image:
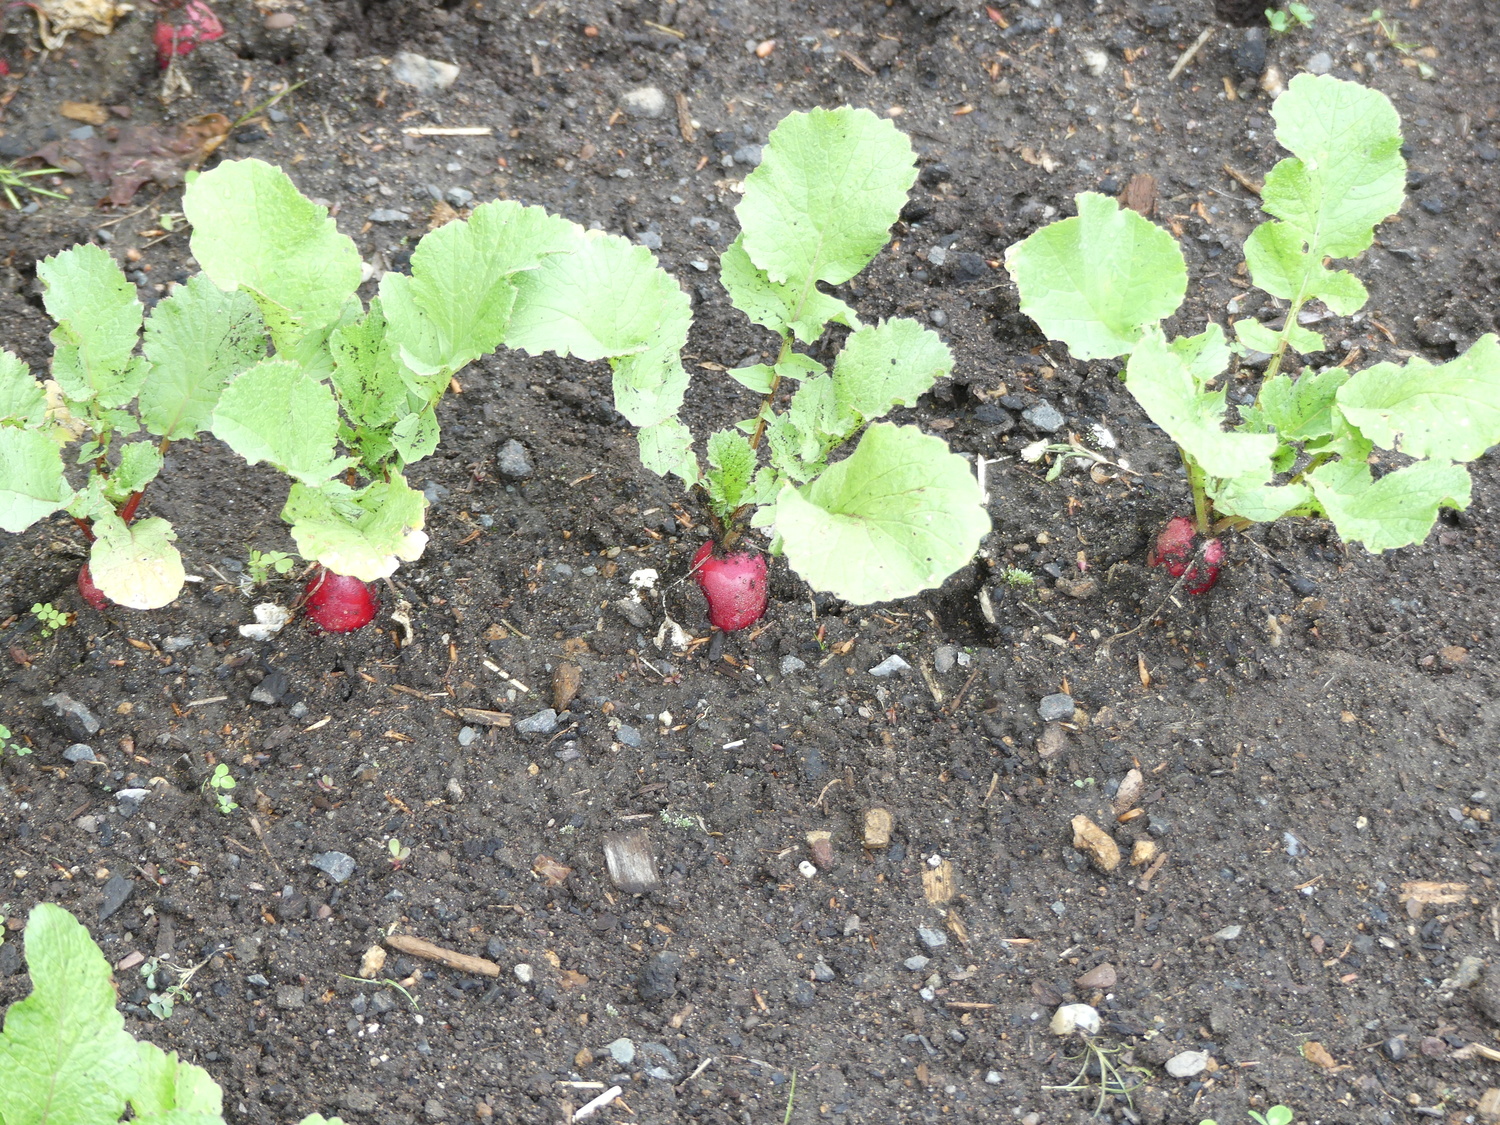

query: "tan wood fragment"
xmin=385 ymin=934 xmax=500 ymax=977
xmin=1071 ymin=815 xmax=1121 ymax=873
xmin=864 ymin=807 xmax=893 ymax=849
xmin=922 ymin=860 xmax=955 ymax=904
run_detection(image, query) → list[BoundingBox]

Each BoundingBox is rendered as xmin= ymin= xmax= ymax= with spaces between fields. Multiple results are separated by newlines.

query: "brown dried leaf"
xmin=60 ymin=101 xmax=108 ymax=126
xmin=1113 ymin=768 xmax=1144 ymax=814
xmin=34 ymin=113 xmax=231 ymax=206
xmin=427 ymin=199 xmax=460 ymax=230
xmin=1119 ymin=173 xmax=1158 ymax=218
xmin=1301 ymin=1041 xmax=1337 ymax=1069
xmin=532 ymin=854 xmax=572 ymax=886
xmin=552 ymin=662 xmax=582 ymax=712
xmin=1071 ymin=815 xmax=1121 ymax=873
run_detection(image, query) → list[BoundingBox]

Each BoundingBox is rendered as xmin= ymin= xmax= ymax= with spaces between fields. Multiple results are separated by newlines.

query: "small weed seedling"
xmin=0 ymin=903 xmax=347 ymax=1124
xmin=1201 ymin=1107 xmax=1293 ymax=1125
xmin=29 ymin=601 xmax=70 ymax=637
xmin=0 ymin=162 xmax=66 ymax=210
xmin=0 ymin=723 xmax=29 ymax=757
xmin=204 ymin=763 xmax=238 ymax=814
xmin=140 ymin=953 xmax=213 ymax=1021
xmin=1042 ymin=1036 xmax=1151 ymax=1115
xmin=999 ymin=566 xmax=1036 ymax=589
xmin=1007 ymin=75 xmax=1500 ymax=592
xmin=386 ymin=837 xmax=411 ymax=868
xmin=1265 ymin=2 xmax=1314 ymax=33
xmin=244 ymin=548 xmax=294 ymax=588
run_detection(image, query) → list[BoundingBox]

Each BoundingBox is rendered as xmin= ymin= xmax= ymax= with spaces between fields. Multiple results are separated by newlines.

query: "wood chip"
xmin=1113 ymin=768 xmax=1144 ymax=814
xmin=1398 ymin=880 xmax=1469 ymax=917
xmin=456 ymin=707 xmax=512 ymax=727
xmin=922 ymin=860 xmax=955 ymax=904
xmin=602 ymin=828 xmax=658 ymax=893
xmin=1301 ymin=1040 xmax=1337 ymax=1069
xmin=1118 ymin=172 xmax=1157 ymax=217
xmin=552 ymin=662 xmax=582 ymax=712
xmin=385 ymin=934 xmax=499 ymax=977
xmin=863 ymin=807 xmax=894 ymax=849
xmin=675 ymin=91 xmax=695 ymax=143
xmin=533 ymin=854 xmax=572 ymax=886
xmin=1071 ymin=815 xmax=1121 ymax=873
xmin=60 ymin=100 xmax=108 ymax=125
xmin=358 ymin=945 xmax=387 ymax=979
xmin=1477 ymin=1087 xmax=1500 ymax=1123
xmin=1455 ymin=1043 xmax=1500 ymax=1063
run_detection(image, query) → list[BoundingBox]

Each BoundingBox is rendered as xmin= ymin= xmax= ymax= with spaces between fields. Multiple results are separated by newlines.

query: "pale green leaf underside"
xmin=728 ymin=363 xmax=775 ymax=395
xmin=736 ymin=106 xmax=916 ymax=291
xmin=0 ymin=349 xmax=47 ymax=425
xmin=283 ymin=477 xmax=429 ymax=581
xmin=0 ymin=426 xmax=70 ymax=533
xmin=211 ymin=359 xmax=347 ymax=485
xmin=90 ymin=514 xmax=185 ymax=609
xmin=612 ymin=337 xmax=690 ymax=429
xmin=1004 ymin=192 xmax=1187 ymax=360
xmin=832 ymin=318 xmax=952 ymax=422
xmin=184 ymin=159 xmax=363 ymax=348
xmin=38 ymin=243 xmax=145 ymax=408
xmin=1307 ymin=456 xmax=1470 ymax=552
xmin=1234 ymin=319 xmax=1282 ymax=355
xmin=110 ymin=441 xmax=165 ymax=498
xmin=1209 ymin=476 xmax=1312 ymax=523
xmin=140 ymin=277 xmax=267 ymax=440
xmin=719 ymin=234 xmax=859 ymax=345
xmin=1336 ymin=334 xmax=1500 ymax=462
xmin=390 ymin=407 xmax=440 ymax=465
xmin=637 ymin=418 xmax=698 ymax=485
xmin=0 ymin=904 xmax=142 ymax=1125
xmin=1260 ymin=366 xmax=1349 ymax=441
xmin=130 ymin=1041 xmax=224 ymax=1119
xmin=1167 ymin=324 xmax=1232 ymax=387
xmin=773 ymin=422 xmax=989 ymax=604
xmin=1125 ymin=331 xmax=1277 ymax=481
xmin=329 ymin=303 xmax=409 ymax=429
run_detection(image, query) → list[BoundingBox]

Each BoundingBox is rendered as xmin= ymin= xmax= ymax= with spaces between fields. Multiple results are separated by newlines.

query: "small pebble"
xmin=622 ymin=86 xmax=667 ymax=118
xmin=514 ymin=963 xmax=533 ymax=983
xmin=917 ymin=926 xmax=947 ymax=952
xmin=1022 ymin=401 xmax=1065 ymax=433
xmin=1038 ymin=693 xmax=1075 ymax=722
xmin=869 ymin=654 xmax=911 ymax=677
xmin=606 ymin=1038 xmax=635 ymax=1066
xmin=1304 ymin=51 xmax=1333 ymax=75
xmin=933 ymin=645 xmax=958 ymax=673
xmin=368 ymin=209 xmax=411 ymax=224
xmin=1166 ymin=1050 xmax=1210 ymax=1078
xmin=515 ymin=709 xmax=558 ymax=735
xmin=457 ymin=726 xmax=479 ymax=747
xmin=780 ymin=655 xmax=807 ymax=675
xmin=797 ymin=860 xmax=817 ymax=879
xmin=496 ymin=439 xmax=533 ymax=480
xmin=904 ymin=956 xmax=931 ymax=972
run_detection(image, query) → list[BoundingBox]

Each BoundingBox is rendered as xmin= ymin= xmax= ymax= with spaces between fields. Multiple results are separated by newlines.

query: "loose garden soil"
xmin=3 ymin=2 xmax=1500 ymax=1123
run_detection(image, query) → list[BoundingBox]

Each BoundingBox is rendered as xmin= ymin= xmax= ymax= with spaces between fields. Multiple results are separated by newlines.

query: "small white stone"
xmin=514 ymin=963 xmax=534 ymax=983
xmin=1050 ymin=1003 xmax=1101 ymax=1036
xmin=622 ymin=86 xmax=667 ymax=118
xmin=1080 ymin=47 xmax=1108 ymax=77
xmin=1166 ymin=1050 xmax=1210 ymax=1078
xmin=798 ymin=860 xmax=818 ymax=879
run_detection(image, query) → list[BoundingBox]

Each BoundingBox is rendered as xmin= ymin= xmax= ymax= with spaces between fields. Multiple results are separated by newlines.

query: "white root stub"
xmin=1050 ymin=1003 xmax=1101 ymax=1036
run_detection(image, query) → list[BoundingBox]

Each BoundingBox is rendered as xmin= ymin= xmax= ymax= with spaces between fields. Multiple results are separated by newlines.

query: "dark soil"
xmin=4 ymin=2 xmax=1500 ymax=1123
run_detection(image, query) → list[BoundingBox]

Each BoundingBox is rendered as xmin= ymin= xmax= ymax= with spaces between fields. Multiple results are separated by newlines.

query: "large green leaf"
xmin=380 ymin=199 xmax=578 ymax=378
xmin=37 ymin=243 xmax=145 ymax=408
xmin=328 ymin=302 xmax=408 ymax=429
xmin=718 ymin=234 xmax=859 ymax=345
xmin=611 ymin=336 xmax=690 ymax=429
xmin=0 ymin=905 xmax=143 ymax=1125
xmin=1209 ymin=476 xmax=1312 ymax=523
xmin=832 ymin=318 xmax=952 ymax=422
xmin=89 ymin=513 xmax=185 ymax=609
xmin=636 ymin=418 xmax=698 ymax=486
xmin=1004 ymin=192 xmax=1187 ymax=360
xmin=139 ymin=277 xmax=267 ymax=439
xmin=184 ymin=159 xmax=363 ymax=351
xmin=1336 ymin=334 xmax=1500 ymax=462
xmin=0 ymin=350 xmax=47 ymax=426
xmin=736 ymin=107 xmax=916 ymax=293
xmin=210 ymin=359 xmax=348 ymax=485
xmin=129 ymin=1039 xmax=224 ymax=1120
xmin=1125 ymin=330 xmax=1277 ymax=482
xmin=772 ymin=423 xmax=989 ymax=604
xmin=1307 ymin=456 xmax=1470 ymax=552
xmin=0 ymin=426 xmax=70 ymax=532
xmin=283 ymin=476 xmax=429 ymax=581
xmin=1259 ymin=366 xmax=1350 ymax=441
xmin=105 ymin=441 xmax=164 ymax=504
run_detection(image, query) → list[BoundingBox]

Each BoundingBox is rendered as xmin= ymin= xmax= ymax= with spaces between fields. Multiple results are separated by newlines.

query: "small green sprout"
xmin=0 ymin=163 xmax=67 ymax=210
xmin=30 ymin=601 xmax=70 ymax=637
xmin=1042 ymin=1036 xmax=1150 ymax=1114
xmin=1000 ymin=566 xmax=1036 ymax=589
xmin=1201 ymin=1107 xmax=1293 ymax=1125
xmin=1366 ymin=9 xmax=1434 ymax=77
xmin=244 ymin=548 xmax=294 ymax=587
xmin=387 ymin=838 xmax=411 ymax=867
xmin=204 ymin=762 xmax=238 ymax=814
xmin=0 ymin=724 xmax=29 ymax=757
xmin=1265 ymin=2 xmax=1314 ymax=33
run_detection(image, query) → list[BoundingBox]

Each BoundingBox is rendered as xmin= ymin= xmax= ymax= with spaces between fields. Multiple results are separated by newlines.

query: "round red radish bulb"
xmin=1147 ymin=515 xmax=1223 ymax=595
xmin=154 ymin=0 xmax=224 ymax=68
xmin=692 ymin=541 xmax=768 ymax=632
xmin=303 ymin=570 xmax=379 ymax=633
xmin=78 ymin=564 xmax=108 ymax=611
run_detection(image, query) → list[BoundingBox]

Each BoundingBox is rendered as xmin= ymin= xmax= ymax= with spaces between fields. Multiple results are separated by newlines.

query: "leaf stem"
xmin=1182 ymin=451 xmax=1212 ymax=534
xmin=747 ymin=333 xmax=794 ymax=453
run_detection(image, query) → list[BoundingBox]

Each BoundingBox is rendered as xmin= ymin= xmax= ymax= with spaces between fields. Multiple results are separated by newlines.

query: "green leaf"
xmin=130 ymin=1040 xmax=223 ymax=1119
xmin=1208 ymin=476 xmax=1312 ymax=522
xmin=184 ymin=159 xmax=363 ymax=351
xmin=390 ymin=407 xmax=440 ymax=465
xmin=1234 ymin=318 xmax=1282 ymax=355
xmin=211 ymin=359 xmax=349 ymax=485
xmin=105 ymin=441 xmax=165 ymax=503
xmin=1260 ymin=366 xmax=1350 ymax=440
xmin=832 ymin=318 xmax=952 ymax=422
xmin=0 ymin=350 xmax=47 ymax=426
xmin=611 ymin=336 xmax=690 ymax=428
xmin=0 ymin=904 xmax=143 ymax=1125
xmin=1004 ymin=192 xmax=1187 ymax=360
xmin=283 ymin=476 xmax=429 ymax=581
xmin=1125 ymin=330 xmax=1277 ymax=481
xmin=1244 ymin=74 xmax=1405 ymax=315
xmin=1167 ymin=324 xmax=1232 ymax=387
xmin=1335 ymin=334 xmax=1500 ymax=462
xmin=764 ymin=374 xmax=860 ymax=482
xmin=737 ymin=106 xmax=915 ymax=296
xmin=89 ymin=514 xmax=185 ymax=609
xmin=506 ymin=231 xmax=687 ymax=363
xmin=706 ymin=428 xmax=756 ymax=515
xmin=1306 ymin=456 xmax=1470 ymax=551
xmin=718 ymin=234 xmax=860 ymax=345
xmin=380 ymin=199 xmax=577 ymax=378
xmin=771 ymin=422 xmax=989 ymax=604
xmin=38 ymin=243 xmax=145 ymax=407
xmin=0 ymin=426 xmax=70 ymax=532
xmin=776 ymin=354 xmax=825 ymax=382
xmin=727 ymin=363 xmax=775 ymax=395
xmin=636 ymin=418 xmax=698 ymax=485
xmin=139 ymin=276 xmax=267 ymax=440
xmin=329 ymin=302 xmax=409 ymax=429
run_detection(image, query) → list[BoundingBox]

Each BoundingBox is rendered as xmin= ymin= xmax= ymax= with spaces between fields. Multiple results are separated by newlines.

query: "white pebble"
xmin=798 ymin=860 xmax=817 ymax=879
xmin=514 ymin=963 xmax=533 ymax=983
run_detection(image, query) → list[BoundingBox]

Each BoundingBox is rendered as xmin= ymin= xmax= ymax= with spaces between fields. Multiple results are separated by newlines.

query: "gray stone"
xmin=637 ymin=230 xmax=662 ymax=250
xmin=391 ymin=51 xmax=459 ymax=93
xmin=368 ymin=209 xmax=410 ymax=224
xmin=812 ymin=960 xmax=836 ymax=982
xmin=789 ymin=979 xmax=816 ymax=1008
xmin=613 ymin=598 xmax=651 ymax=628
xmin=917 ymin=925 xmax=947 ymax=952
xmin=497 ymin=439 xmax=533 ymax=480
xmin=423 ymin=1099 xmax=449 ymax=1121
xmin=607 ymin=1038 xmax=636 ymax=1066
xmin=903 ymin=955 xmax=931 ymax=972
xmin=161 ymin=636 xmax=195 ymax=653
xmin=250 ymin=671 xmax=289 ymax=705
xmin=1038 ymin=693 xmax=1075 ymax=722
xmin=933 ymin=645 xmax=958 ymax=674
xmin=639 ymin=1042 xmax=679 ymax=1067
xmin=44 ymin=693 xmax=100 ymax=740
xmin=622 ymin=85 xmax=667 ymax=118
xmin=370 ymin=988 xmax=397 ymax=1014
xmin=115 ymin=788 xmax=150 ymax=815
xmin=1213 ymin=924 xmax=1243 ymax=941
xmin=615 ymin=724 xmax=642 ymax=748
xmin=310 ymin=851 xmax=356 ymax=883
xmin=1166 ymin=1050 xmax=1210 ymax=1078
xmin=1383 ymin=1036 xmax=1407 ymax=1061
xmin=927 ymin=246 xmax=948 ymax=267
xmin=340 ymin=1089 xmax=380 ymax=1114
xmin=1022 ymin=401 xmax=1066 ymax=432
xmin=457 ymin=725 xmax=479 ymax=747
xmin=779 ymin=655 xmax=807 ymax=675
xmin=645 ymin=1066 xmax=673 ymax=1081
xmin=63 ymin=744 xmax=98 ymax=763
xmin=98 ymin=874 xmax=134 ymax=921
xmin=638 ymin=950 xmax=681 ymax=1002
xmin=68 ymin=124 xmax=95 ymax=141
xmin=869 ymin=654 xmax=912 ymax=678
xmin=1304 ymin=51 xmax=1333 ymax=75
xmin=732 ymin=143 xmax=764 ymax=167
xmin=516 ymin=709 xmax=559 ymax=736
xmin=444 ymin=187 xmax=474 ymax=208
xmin=276 ymin=984 xmax=305 ymax=1010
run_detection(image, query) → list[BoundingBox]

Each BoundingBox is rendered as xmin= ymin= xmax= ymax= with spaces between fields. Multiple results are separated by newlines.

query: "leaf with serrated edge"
xmin=184 ymin=159 xmax=363 ymax=350
xmin=1260 ymin=366 xmax=1350 ymax=441
xmin=89 ymin=513 xmax=185 ymax=609
xmin=1307 ymin=457 xmax=1470 ymax=552
xmin=1125 ymin=330 xmax=1277 ymax=481
xmin=737 ymin=107 xmax=915 ymax=292
xmin=211 ymin=359 xmax=348 ymax=485
xmin=107 ymin=441 xmax=164 ymax=501
xmin=390 ymin=407 xmax=440 ymax=465
xmin=1336 ymin=334 xmax=1500 ymax=462
xmin=833 ymin=318 xmax=952 ymax=422
xmin=329 ymin=302 xmax=408 ymax=429
xmin=1004 ymin=192 xmax=1187 ymax=360
xmin=38 ymin=243 xmax=145 ymax=407
xmin=507 ymin=231 xmax=687 ymax=362
xmin=1167 ymin=325 xmax=1231 ymax=387
xmin=637 ymin=418 xmax=698 ymax=485
xmin=612 ymin=338 xmax=690 ymax=429
xmin=0 ymin=350 xmax=47 ymax=426
xmin=283 ymin=477 xmax=428 ymax=581
xmin=381 ymin=200 xmax=577 ymax=377
xmin=719 ymin=234 xmax=860 ymax=345
xmin=773 ymin=423 xmax=989 ymax=604
xmin=0 ymin=904 xmax=144 ymax=1125
xmin=0 ymin=426 xmax=70 ymax=533
xmin=139 ymin=277 xmax=266 ymax=440
xmin=1209 ymin=476 xmax=1313 ymax=523
xmin=706 ymin=428 xmax=756 ymax=514
xmin=130 ymin=1039 xmax=224 ymax=1118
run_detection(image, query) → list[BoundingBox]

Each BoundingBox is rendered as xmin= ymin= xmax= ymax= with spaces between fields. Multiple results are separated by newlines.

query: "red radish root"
xmin=692 ymin=541 xmax=768 ymax=632
xmin=303 ymin=570 xmax=379 ymax=633
xmin=1147 ymin=515 xmax=1223 ymax=595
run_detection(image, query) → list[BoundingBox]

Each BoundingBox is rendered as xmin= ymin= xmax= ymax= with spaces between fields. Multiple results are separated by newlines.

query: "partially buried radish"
xmin=77 ymin=564 xmax=109 ymax=611
xmin=1147 ymin=515 xmax=1224 ymax=595
xmin=304 ymin=569 xmax=379 ymax=633
xmin=692 ymin=541 xmax=768 ymax=632
xmin=153 ymin=0 xmax=225 ymax=69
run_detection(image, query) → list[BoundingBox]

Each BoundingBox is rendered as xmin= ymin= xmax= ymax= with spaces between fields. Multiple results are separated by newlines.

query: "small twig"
xmin=1167 ymin=27 xmax=1215 ymax=81
xmin=944 ymin=665 xmax=983 ymax=716
xmin=572 ymin=1085 xmax=623 ymax=1121
xmin=385 ymin=934 xmax=500 ymax=977
xmin=1099 ymin=543 xmax=1211 ymax=650
xmin=676 ymin=1057 xmax=714 ymax=1088
xmin=246 ymin=815 xmax=288 ymax=881
xmin=1222 ymin=163 xmax=1263 ymax=196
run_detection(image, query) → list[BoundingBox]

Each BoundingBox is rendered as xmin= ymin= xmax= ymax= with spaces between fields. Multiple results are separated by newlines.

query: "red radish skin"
xmin=153 ymin=0 xmax=224 ymax=68
xmin=78 ymin=564 xmax=109 ymax=611
xmin=303 ymin=570 xmax=379 ymax=633
xmin=692 ymin=541 xmax=768 ymax=632
xmin=1147 ymin=516 xmax=1223 ymax=594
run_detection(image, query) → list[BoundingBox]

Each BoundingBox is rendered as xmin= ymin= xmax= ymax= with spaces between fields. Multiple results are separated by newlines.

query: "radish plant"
xmin=1007 ymin=75 xmax=1500 ymax=590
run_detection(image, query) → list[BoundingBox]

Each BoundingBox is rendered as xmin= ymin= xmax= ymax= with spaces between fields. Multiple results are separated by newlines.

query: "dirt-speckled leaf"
xmin=390 ymin=407 xmax=440 ymax=465
xmin=706 ymin=428 xmax=756 ymax=514
xmin=0 ymin=350 xmax=47 ymax=426
xmin=736 ymin=107 xmax=916 ymax=291
xmin=832 ymin=318 xmax=952 ymax=422
xmin=0 ymin=426 xmax=70 ymax=533
xmin=1005 ymin=192 xmax=1187 ymax=360
xmin=1307 ymin=456 xmax=1471 ymax=552
xmin=106 ymin=441 xmax=164 ymax=504
xmin=38 ymin=243 xmax=145 ymax=408
xmin=719 ymin=234 xmax=859 ymax=345
xmin=612 ymin=337 xmax=690 ymax=429
xmin=772 ymin=423 xmax=989 ymax=604
xmin=1335 ymin=334 xmax=1500 ymax=462
xmin=283 ymin=477 xmax=429 ymax=581
xmin=1168 ymin=325 xmax=1231 ymax=387
xmin=139 ymin=276 xmax=267 ymax=439
xmin=89 ymin=513 xmax=185 ymax=609
xmin=329 ymin=302 xmax=408 ymax=429
xmin=211 ymin=359 xmax=348 ymax=485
